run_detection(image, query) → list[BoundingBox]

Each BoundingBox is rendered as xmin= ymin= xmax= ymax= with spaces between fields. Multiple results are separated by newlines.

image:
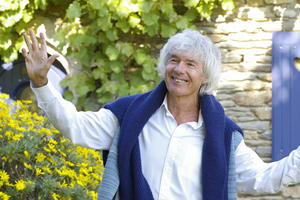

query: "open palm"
xmin=22 ymin=29 xmax=59 ymax=87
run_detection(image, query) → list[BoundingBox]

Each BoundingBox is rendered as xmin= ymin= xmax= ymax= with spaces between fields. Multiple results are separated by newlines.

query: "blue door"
xmin=272 ymin=32 xmax=300 ymax=161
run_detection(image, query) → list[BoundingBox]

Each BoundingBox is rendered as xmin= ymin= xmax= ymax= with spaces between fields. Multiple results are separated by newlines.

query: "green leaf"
xmin=76 ymin=84 xmax=90 ymax=96
xmin=140 ymin=1 xmax=154 ymax=13
xmin=176 ymin=17 xmax=189 ymax=29
xmin=63 ymin=90 xmax=74 ymax=101
xmin=142 ymin=12 xmax=159 ymax=26
xmin=121 ymin=43 xmax=134 ymax=57
xmin=161 ymin=1 xmax=173 ymax=14
xmin=105 ymin=45 xmax=119 ymax=61
xmin=105 ymin=29 xmax=119 ymax=41
xmin=116 ymin=19 xmax=130 ymax=33
xmin=196 ymin=3 xmax=214 ymax=19
xmin=110 ymin=60 xmax=123 ymax=73
xmin=161 ymin=23 xmax=177 ymax=38
xmin=34 ymin=0 xmax=47 ymax=10
xmin=183 ymin=0 xmax=200 ymax=8
xmin=87 ymin=0 xmax=104 ymax=10
xmin=66 ymin=1 xmax=81 ymax=20
xmin=144 ymin=23 xmax=159 ymax=36
xmin=184 ymin=8 xmax=198 ymax=21
xmin=129 ymin=15 xmax=141 ymax=28
xmin=134 ymin=49 xmax=147 ymax=65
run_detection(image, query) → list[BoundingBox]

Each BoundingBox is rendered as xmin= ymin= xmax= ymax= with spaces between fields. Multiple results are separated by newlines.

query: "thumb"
xmin=46 ymin=54 xmax=60 ymax=68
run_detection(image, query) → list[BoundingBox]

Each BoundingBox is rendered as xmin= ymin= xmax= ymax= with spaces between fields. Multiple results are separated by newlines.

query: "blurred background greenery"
xmin=0 ymin=0 xmax=235 ymax=110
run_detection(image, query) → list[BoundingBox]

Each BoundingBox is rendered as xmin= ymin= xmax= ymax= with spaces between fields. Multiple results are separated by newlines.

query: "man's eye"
xmin=187 ymin=63 xmax=195 ymax=67
xmin=169 ymin=58 xmax=178 ymax=63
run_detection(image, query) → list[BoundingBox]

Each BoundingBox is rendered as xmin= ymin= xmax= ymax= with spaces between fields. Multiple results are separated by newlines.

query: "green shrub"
xmin=0 ymin=93 xmax=103 ymax=200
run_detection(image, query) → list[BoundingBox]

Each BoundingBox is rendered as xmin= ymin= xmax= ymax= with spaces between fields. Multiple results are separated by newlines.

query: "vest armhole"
xmin=232 ymin=130 xmax=243 ymax=151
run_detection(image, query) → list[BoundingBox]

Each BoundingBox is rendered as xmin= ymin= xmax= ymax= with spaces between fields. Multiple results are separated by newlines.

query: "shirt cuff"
xmin=31 ymin=81 xmax=61 ymax=103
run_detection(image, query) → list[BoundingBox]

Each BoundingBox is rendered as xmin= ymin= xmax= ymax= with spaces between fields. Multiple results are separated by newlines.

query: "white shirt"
xmin=32 ymin=82 xmax=300 ymax=199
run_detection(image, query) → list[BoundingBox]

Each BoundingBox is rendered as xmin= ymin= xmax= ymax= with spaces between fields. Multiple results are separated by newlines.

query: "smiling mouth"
xmin=172 ymin=76 xmax=188 ymax=83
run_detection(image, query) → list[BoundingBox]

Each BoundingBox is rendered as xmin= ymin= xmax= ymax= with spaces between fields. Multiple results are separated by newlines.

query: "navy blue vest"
xmin=104 ymin=81 xmax=243 ymax=200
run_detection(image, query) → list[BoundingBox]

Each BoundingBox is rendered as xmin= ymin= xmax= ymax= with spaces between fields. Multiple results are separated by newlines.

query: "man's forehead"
xmin=169 ymin=49 xmax=202 ymax=63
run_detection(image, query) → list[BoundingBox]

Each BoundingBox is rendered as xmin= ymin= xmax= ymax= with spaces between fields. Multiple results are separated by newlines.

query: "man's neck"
xmin=167 ymin=93 xmax=200 ymax=125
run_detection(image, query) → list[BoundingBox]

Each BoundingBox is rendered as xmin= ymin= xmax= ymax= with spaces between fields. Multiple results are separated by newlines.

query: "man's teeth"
xmin=174 ymin=78 xmax=187 ymax=83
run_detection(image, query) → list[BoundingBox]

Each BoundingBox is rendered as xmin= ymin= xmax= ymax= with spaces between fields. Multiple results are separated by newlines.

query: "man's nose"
xmin=174 ymin=61 xmax=185 ymax=73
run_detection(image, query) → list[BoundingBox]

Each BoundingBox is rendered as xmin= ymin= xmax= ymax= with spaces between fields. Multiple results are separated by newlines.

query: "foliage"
xmin=0 ymin=93 xmax=103 ymax=200
xmin=0 ymin=0 xmax=235 ymax=109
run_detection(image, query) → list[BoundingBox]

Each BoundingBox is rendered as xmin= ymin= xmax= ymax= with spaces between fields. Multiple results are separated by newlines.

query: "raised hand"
xmin=22 ymin=29 xmax=59 ymax=87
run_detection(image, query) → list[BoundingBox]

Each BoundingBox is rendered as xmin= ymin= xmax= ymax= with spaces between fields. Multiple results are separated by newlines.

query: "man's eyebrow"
xmin=168 ymin=54 xmax=200 ymax=64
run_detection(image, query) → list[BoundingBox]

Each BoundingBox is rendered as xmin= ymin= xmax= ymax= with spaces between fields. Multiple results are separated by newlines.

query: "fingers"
xmin=47 ymin=54 xmax=60 ymax=68
xmin=40 ymin=32 xmax=47 ymax=52
xmin=21 ymin=48 xmax=28 ymax=59
xmin=23 ymin=32 xmax=32 ymax=52
xmin=29 ymin=29 xmax=39 ymax=50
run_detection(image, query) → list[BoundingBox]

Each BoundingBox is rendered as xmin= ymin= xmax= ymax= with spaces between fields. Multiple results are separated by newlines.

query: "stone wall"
xmin=198 ymin=0 xmax=300 ymax=199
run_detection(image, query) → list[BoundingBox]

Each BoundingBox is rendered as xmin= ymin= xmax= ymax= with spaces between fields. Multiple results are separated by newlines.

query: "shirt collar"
xmin=161 ymin=95 xmax=203 ymax=129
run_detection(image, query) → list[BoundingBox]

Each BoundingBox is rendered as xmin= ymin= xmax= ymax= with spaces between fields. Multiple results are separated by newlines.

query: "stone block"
xmin=238 ymin=121 xmax=270 ymax=131
xmin=233 ymin=48 xmax=270 ymax=56
xmin=228 ymin=32 xmax=273 ymax=41
xmin=246 ymin=140 xmax=272 ymax=147
xmin=282 ymin=184 xmax=300 ymax=198
xmin=207 ymin=34 xmax=226 ymax=43
xmin=215 ymin=21 xmax=259 ymax=33
xmin=255 ymin=145 xmax=272 ymax=157
xmin=265 ymin=0 xmax=295 ymax=4
xmin=237 ymin=116 xmax=258 ymax=121
xmin=261 ymin=131 xmax=272 ymax=140
xmin=274 ymin=7 xmax=298 ymax=18
xmin=220 ymin=100 xmax=236 ymax=107
xmin=238 ymin=80 xmax=271 ymax=91
xmin=217 ymin=41 xmax=272 ymax=49
xmin=257 ymin=73 xmax=272 ymax=82
xmin=222 ymin=52 xmax=243 ymax=63
xmin=221 ymin=71 xmax=257 ymax=81
xmin=233 ymin=90 xmax=271 ymax=106
xmin=246 ymin=0 xmax=265 ymax=6
xmin=244 ymin=130 xmax=260 ymax=140
xmin=260 ymin=21 xmax=283 ymax=32
xmin=252 ymin=107 xmax=272 ymax=120
xmin=238 ymin=7 xmax=274 ymax=21
xmin=240 ymin=63 xmax=271 ymax=72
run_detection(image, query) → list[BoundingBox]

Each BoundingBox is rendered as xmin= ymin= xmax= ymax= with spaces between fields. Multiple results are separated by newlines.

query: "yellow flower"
xmin=15 ymin=180 xmax=26 ymax=190
xmin=42 ymin=167 xmax=52 ymax=174
xmin=52 ymin=192 xmax=61 ymax=200
xmin=0 ymin=170 xmax=10 ymax=183
xmin=35 ymin=152 xmax=46 ymax=163
xmin=4 ymin=130 xmax=13 ymax=139
xmin=36 ymin=168 xmax=45 ymax=176
xmin=12 ymin=133 xmax=24 ymax=141
xmin=0 ymin=191 xmax=10 ymax=200
xmin=86 ymin=190 xmax=98 ymax=200
xmin=15 ymin=127 xmax=26 ymax=132
xmin=24 ymin=151 xmax=30 ymax=158
xmin=22 ymin=100 xmax=32 ymax=104
xmin=24 ymin=162 xmax=33 ymax=169
xmin=0 ymin=93 xmax=10 ymax=99
xmin=38 ymin=127 xmax=52 ymax=136
xmin=32 ymin=112 xmax=45 ymax=121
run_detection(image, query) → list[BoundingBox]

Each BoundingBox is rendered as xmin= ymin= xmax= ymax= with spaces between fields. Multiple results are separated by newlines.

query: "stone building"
xmin=200 ymin=0 xmax=300 ymax=199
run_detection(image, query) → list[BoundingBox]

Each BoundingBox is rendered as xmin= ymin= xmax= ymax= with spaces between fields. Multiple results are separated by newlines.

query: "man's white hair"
xmin=157 ymin=29 xmax=221 ymax=95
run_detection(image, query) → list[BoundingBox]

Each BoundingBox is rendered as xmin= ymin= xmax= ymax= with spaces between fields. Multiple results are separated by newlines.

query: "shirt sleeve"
xmin=236 ymin=140 xmax=300 ymax=194
xmin=31 ymin=81 xmax=119 ymax=150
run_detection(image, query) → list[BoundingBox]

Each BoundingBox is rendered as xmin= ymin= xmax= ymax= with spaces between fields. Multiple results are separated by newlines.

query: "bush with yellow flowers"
xmin=0 ymin=93 xmax=103 ymax=200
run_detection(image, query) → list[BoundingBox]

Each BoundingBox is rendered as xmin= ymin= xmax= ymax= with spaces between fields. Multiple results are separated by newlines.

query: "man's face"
xmin=165 ymin=50 xmax=206 ymax=99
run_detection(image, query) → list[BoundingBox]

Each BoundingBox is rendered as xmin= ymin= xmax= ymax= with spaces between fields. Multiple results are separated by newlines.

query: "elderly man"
xmin=23 ymin=29 xmax=300 ymax=200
